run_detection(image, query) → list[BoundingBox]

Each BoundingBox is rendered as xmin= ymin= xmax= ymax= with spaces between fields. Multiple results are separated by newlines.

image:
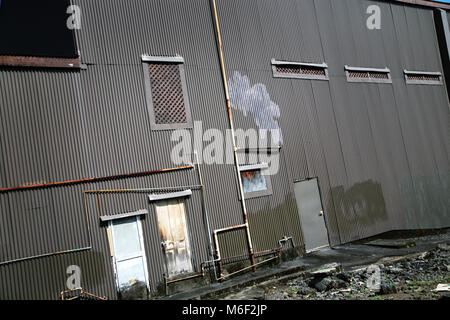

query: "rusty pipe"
xmin=211 ymin=0 xmax=256 ymax=271
xmin=216 ymin=255 xmax=279 ymax=281
xmin=0 ymin=165 xmax=193 ymax=193
xmin=163 ymin=263 xmax=206 ymax=296
xmin=0 ymin=187 xmax=94 ymax=266
xmin=212 ymin=223 xmax=247 ymax=277
xmin=84 ymin=184 xmax=202 ymax=194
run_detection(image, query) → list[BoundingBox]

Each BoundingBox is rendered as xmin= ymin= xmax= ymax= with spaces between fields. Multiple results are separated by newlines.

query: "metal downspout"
xmin=210 ymin=0 xmax=256 ymax=271
xmin=194 ymin=151 xmax=217 ymax=279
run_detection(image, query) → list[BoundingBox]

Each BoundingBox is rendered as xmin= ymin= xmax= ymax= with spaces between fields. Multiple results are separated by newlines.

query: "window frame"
xmin=403 ymin=70 xmax=443 ymax=85
xmin=239 ymin=163 xmax=273 ymax=199
xmin=149 ymin=192 xmax=195 ymax=278
xmin=141 ymin=55 xmax=193 ymax=131
xmin=271 ymin=59 xmax=329 ymax=81
xmin=344 ymin=65 xmax=392 ymax=84
xmin=108 ymin=215 xmax=150 ymax=295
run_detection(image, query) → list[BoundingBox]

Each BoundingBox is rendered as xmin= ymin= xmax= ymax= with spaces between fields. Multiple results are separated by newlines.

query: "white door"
xmin=109 ymin=216 xmax=149 ymax=294
xmin=155 ymin=198 xmax=193 ymax=277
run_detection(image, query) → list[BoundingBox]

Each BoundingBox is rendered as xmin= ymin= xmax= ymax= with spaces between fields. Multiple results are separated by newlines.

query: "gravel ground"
xmin=264 ymin=243 xmax=449 ymax=300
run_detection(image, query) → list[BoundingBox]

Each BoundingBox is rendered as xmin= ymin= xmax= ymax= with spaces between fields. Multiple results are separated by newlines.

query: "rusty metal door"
xmin=155 ymin=198 xmax=193 ymax=277
xmin=294 ymin=178 xmax=329 ymax=252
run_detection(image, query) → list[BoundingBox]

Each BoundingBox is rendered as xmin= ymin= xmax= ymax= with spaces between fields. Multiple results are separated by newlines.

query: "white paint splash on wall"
xmin=228 ymin=71 xmax=283 ymax=146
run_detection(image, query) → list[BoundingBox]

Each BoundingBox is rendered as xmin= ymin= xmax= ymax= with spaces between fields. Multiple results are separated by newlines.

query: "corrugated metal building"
xmin=0 ymin=0 xmax=449 ymax=299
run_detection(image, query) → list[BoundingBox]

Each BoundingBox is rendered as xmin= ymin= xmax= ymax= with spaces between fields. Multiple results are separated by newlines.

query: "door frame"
xmin=154 ymin=197 xmax=194 ymax=278
xmin=293 ymin=177 xmax=331 ymax=253
xmin=108 ymin=216 xmax=151 ymax=294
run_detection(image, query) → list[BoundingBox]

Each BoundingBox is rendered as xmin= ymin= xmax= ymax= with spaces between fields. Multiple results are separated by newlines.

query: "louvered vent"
xmin=345 ymin=66 xmax=391 ymax=83
xmin=272 ymin=59 xmax=328 ymax=80
xmin=404 ymin=70 xmax=442 ymax=85
xmin=275 ymin=65 xmax=326 ymax=77
xmin=149 ymin=63 xmax=187 ymax=124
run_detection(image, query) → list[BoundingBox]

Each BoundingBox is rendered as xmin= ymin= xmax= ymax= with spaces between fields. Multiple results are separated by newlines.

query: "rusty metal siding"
xmin=1 ymin=0 xmax=252 ymax=299
xmin=0 ymin=68 xmax=86 ymax=187
xmin=1 ymin=0 xmax=449 ymax=300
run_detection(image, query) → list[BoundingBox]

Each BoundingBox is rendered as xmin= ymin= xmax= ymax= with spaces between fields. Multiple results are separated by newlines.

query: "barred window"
xmin=271 ymin=59 xmax=328 ymax=80
xmin=404 ymin=70 xmax=443 ymax=85
xmin=345 ymin=65 xmax=392 ymax=84
xmin=142 ymin=55 xmax=192 ymax=130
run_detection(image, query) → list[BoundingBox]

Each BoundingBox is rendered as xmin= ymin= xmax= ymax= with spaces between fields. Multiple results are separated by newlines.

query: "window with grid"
xmin=142 ymin=55 xmax=192 ymax=130
xmin=345 ymin=65 xmax=392 ymax=83
xmin=271 ymin=59 xmax=328 ymax=80
xmin=404 ymin=70 xmax=443 ymax=85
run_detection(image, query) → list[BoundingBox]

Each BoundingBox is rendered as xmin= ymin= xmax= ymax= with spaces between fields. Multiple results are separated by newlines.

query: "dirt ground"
xmin=222 ymin=241 xmax=450 ymax=300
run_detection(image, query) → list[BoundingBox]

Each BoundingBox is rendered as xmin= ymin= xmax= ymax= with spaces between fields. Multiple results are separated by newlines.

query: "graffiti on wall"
xmin=228 ymin=71 xmax=283 ymax=146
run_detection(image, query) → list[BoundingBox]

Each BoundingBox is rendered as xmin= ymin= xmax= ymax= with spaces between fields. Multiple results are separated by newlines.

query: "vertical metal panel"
xmin=217 ymin=0 xmax=449 ymax=245
xmin=1 ymin=0 xmax=449 ymax=300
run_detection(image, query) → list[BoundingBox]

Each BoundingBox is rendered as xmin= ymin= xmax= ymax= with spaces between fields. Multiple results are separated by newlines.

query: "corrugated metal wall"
xmin=216 ymin=0 xmax=450 ymax=244
xmin=0 ymin=0 xmax=302 ymax=299
xmin=1 ymin=0 xmax=449 ymax=299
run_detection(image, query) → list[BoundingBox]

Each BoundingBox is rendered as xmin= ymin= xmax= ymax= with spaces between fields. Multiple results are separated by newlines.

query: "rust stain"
xmin=0 ymin=165 xmax=194 ymax=193
xmin=0 ymin=55 xmax=81 ymax=69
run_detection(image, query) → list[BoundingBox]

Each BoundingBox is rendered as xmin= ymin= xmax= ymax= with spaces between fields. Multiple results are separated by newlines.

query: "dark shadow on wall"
xmin=327 ymin=180 xmax=388 ymax=236
xmin=247 ymin=193 xmax=304 ymax=253
xmin=399 ymin=171 xmax=450 ymax=229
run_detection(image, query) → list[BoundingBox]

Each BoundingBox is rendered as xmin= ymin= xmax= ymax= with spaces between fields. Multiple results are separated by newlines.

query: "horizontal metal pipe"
xmin=236 ymin=147 xmax=282 ymax=152
xmin=216 ymin=256 xmax=279 ymax=281
xmin=165 ymin=272 xmax=204 ymax=284
xmin=60 ymin=288 xmax=107 ymax=300
xmin=213 ymin=223 xmax=247 ymax=234
xmin=84 ymin=185 xmax=202 ymax=194
xmin=0 ymin=246 xmax=92 ymax=266
xmin=0 ymin=165 xmax=194 ymax=193
xmin=0 ymin=190 xmax=93 ymax=266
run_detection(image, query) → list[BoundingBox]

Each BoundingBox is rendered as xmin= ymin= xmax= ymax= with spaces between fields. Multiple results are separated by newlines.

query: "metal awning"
xmin=99 ymin=209 xmax=148 ymax=222
xmin=148 ymin=189 xmax=192 ymax=202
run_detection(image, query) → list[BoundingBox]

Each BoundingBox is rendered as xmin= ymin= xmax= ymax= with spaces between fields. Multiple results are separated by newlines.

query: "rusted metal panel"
xmin=0 ymin=55 xmax=81 ymax=69
xmin=391 ymin=0 xmax=450 ymax=10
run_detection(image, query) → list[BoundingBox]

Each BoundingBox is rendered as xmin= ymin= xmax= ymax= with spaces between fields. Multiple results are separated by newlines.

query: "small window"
xmin=345 ymin=65 xmax=392 ymax=83
xmin=142 ymin=55 xmax=192 ymax=130
xmin=404 ymin=70 xmax=443 ymax=85
xmin=239 ymin=163 xmax=273 ymax=199
xmin=271 ymin=59 xmax=328 ymax=80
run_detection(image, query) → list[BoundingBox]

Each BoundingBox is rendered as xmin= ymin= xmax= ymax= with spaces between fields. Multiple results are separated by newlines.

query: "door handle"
xmin=319 ymin=210 xmax=324 ymax=216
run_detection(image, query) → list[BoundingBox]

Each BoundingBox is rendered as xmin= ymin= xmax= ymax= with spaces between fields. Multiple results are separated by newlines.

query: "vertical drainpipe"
xmin=195 ymin=151 xmax=217 ymax=279
xmin=210 ymin=0 xmax=256 ymax=271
